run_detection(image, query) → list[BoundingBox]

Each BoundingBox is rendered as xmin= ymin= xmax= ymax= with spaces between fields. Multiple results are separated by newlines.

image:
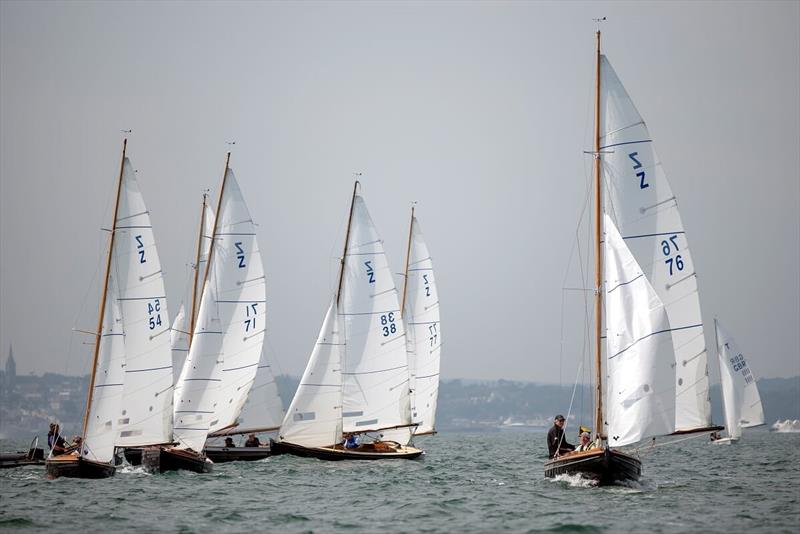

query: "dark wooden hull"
xmin=204 ymin=446 xmax=272 ymax=463
xmin=156 ymin=448 xmax=212 ymax=473
xmin=45 ymin=453 xmax=115 ymax=479
xmin=544 ymin=447 xmax=641 ymax=485
xmin=0 ymin=448 xmax=45 ymax=469
xmin=270 ymin=439 xmax=424 ymax=461
xmin=121 ymin=447 xmax=211 ymax=473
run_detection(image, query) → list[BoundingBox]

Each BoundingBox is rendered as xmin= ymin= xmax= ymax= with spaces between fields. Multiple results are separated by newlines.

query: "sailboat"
xmin=271 ymin=182 xmax=423 ymax=460
xmin=380 ymin=206 xmax=442 ymax=445
xmin=167 ymin=153 xmax=266 ymax=470
xmin=47 ymin=140 xmax=174 ymax=479
xmin=544 ymin=30 xmax=721 ymax=484
xmin=712 ymin=319 xmax=765 ymax=445
xmin=124 ymin=193 xmax=215 ymax=470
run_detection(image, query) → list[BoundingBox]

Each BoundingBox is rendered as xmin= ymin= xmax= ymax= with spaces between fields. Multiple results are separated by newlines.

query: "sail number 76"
xmin=661 ymin=235 xmax=684 ymax=276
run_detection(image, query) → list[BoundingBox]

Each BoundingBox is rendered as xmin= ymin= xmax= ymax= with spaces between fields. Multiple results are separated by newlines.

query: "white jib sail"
xmin=83 ymin=276 xmax=125 ymax=463
xmin=341 ymin=195 xmax=411 ymax=433
xmin=113 ymin=158 xmax=174 ymax=447
xmin=404 ymin=215 xmax=441 ymax=434
xmin=173 ymin=168 xmax=266 ymax=451
xmin=171 ymin=205 xmax=215 ymax=379
xmin=279 ymin=299 xmax=344 ymax=448
xmin=234 ymin=352 xmax=284 ymax=434
xmin=600 ymin=55 xmax=711 ymax=432
xmin=716 ymin=320 xmax=765 ymax=439
xmin=605 ymin=214 xmax=676 ymax=447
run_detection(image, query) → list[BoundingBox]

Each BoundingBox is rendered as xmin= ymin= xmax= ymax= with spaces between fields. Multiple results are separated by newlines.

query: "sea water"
xmin=1 ymin=430 xmax=798 ymax=533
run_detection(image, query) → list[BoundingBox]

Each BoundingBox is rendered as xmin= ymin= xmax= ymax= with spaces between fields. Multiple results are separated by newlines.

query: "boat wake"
xmin=116 ymin=463 xmax=151 ymax=475
xmin=551 ymin=473 xmax=598 ymax=488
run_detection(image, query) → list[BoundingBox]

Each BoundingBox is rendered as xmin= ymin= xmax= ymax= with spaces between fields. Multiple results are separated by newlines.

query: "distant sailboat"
xmin=544 ymin=30 xmax=721 ymax=484
xmin=712 ymin=319 xmax=765 ymax=445
xmin=381 ymin=206 xmax=442 ymax=444
xmin=271 ymin=182 xmax=423 ymax=460
xmin=169 ymin=153 xmax=266 ymax=469
xmin=47 ymin=140 xmax=174 ymax=479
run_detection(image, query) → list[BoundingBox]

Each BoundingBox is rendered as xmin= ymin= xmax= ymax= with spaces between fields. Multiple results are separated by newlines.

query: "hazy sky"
xmin=1 ymin=1 xmax=798 ymax=384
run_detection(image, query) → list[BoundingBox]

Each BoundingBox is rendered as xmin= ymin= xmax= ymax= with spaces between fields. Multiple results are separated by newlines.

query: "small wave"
xmin=0 ymin=517 xmax=35 ymax=527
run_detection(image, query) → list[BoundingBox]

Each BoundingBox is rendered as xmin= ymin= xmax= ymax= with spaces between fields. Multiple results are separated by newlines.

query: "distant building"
xmin=4 ymin=345 xmax=15 ymax=390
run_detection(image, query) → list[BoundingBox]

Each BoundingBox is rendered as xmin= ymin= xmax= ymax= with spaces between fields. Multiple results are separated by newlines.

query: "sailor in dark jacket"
xmin=547 ymin=414 xmax=575 ymax=458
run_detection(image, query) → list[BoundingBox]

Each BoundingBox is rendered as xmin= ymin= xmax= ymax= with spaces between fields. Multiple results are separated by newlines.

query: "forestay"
xmin=600 ymin=55 xmax=711 ymax=432
xmin=716 ymin=320 xmax=764 ymax=439
xmin=279 ymin=299 xmax=344 ymax=447
xmin=113 ymin=159 xmax=174 ymax=447
xmin=340 ymin=195 xmax=411 ymax=433
xmin=404 ymin=215 xmax=441 ymax=434
xmin=173 ymin=168 xmax=266 ymax=452
xmin=605 ymin=215 xmax=676 ymax=447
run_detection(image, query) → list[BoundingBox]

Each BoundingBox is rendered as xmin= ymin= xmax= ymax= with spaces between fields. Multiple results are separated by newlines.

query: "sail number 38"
xmin=380 ymin=312 xmax=396 ymax=337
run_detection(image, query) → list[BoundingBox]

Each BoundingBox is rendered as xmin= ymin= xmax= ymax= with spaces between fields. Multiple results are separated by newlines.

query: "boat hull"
xmin=204 ymin=446 xmax=271 ymax=463
xmin=712 ymin=437 xmax=738 ymax=445
xmin=270 ymin=439 xmax=423 ymax=461
xmin=122 ymin=446 xmax=212 ymax=473
xmin=0 ymin=448 xmax=45 ymax=469
xmin=45 ymin=453 xmax=115 ymax=479
xmin=544 ymin=447 xmax=641 ymax=485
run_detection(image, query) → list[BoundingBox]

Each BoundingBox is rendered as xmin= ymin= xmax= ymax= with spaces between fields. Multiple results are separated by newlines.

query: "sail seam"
xmin=609 ymin=323 xmax=703 ymax=360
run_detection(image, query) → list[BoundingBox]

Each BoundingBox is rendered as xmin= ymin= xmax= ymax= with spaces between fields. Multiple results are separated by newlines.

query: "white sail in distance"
xmin=599 ymin=55 xmax=711 ymax=432
xmin=279 ymin=299 xmax=344 ymax=447
xmin=404 ymin=214 xmax=441 ymax=434
xmin=605 ymin=214 xmax=676 ymax=447
xmin=716 ymin=319 xmax=765 ymax=439
xmin=340 ymin=195 xmax=411 ymax=433
xmin=171 ymin=203 xmax=215 ymax=378
xmin=233 ymin=352 xmax=284 ymax=434
xmin=173 ymin=167 xmax=266 ymax=452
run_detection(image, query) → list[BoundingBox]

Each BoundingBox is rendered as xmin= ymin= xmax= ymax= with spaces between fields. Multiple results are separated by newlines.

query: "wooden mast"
xmin=400 ymin=205 xmax=415 ymax=318
xmin=199 ymin=153 xmax=231 ymax=312
xmin=336 ymin=180 xmax=360 ymax=306
xmin=81 ymin=138 xmax=128 ymax=446
xmin=593 ymin=30 xmax=604 ymax=440
xmin=188 ymin=192 xmax=209 ymax=346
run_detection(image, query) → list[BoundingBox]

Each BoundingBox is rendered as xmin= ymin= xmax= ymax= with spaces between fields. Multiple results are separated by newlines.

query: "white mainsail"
xmin=234 ymin=353 xmax=284 ymax=434
xmin=404 ymin=215 xmax=441 ymax=434
xmin=279 ymin=299 xmax=344 ymax=447
xmin=173 ymin=168 xmax=266 ymax=452
xmin=716 ymin=319 xmax=765 ymax=439
xmin=113 ymin=159 xmax=173 ymax=447
xmin=340 ymin=195 xmax=411 ymax=433
xmin=600 ymin=55 xmax=711 ymax=432
xmin=605 ymin=214 xmax=676 ymax=447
